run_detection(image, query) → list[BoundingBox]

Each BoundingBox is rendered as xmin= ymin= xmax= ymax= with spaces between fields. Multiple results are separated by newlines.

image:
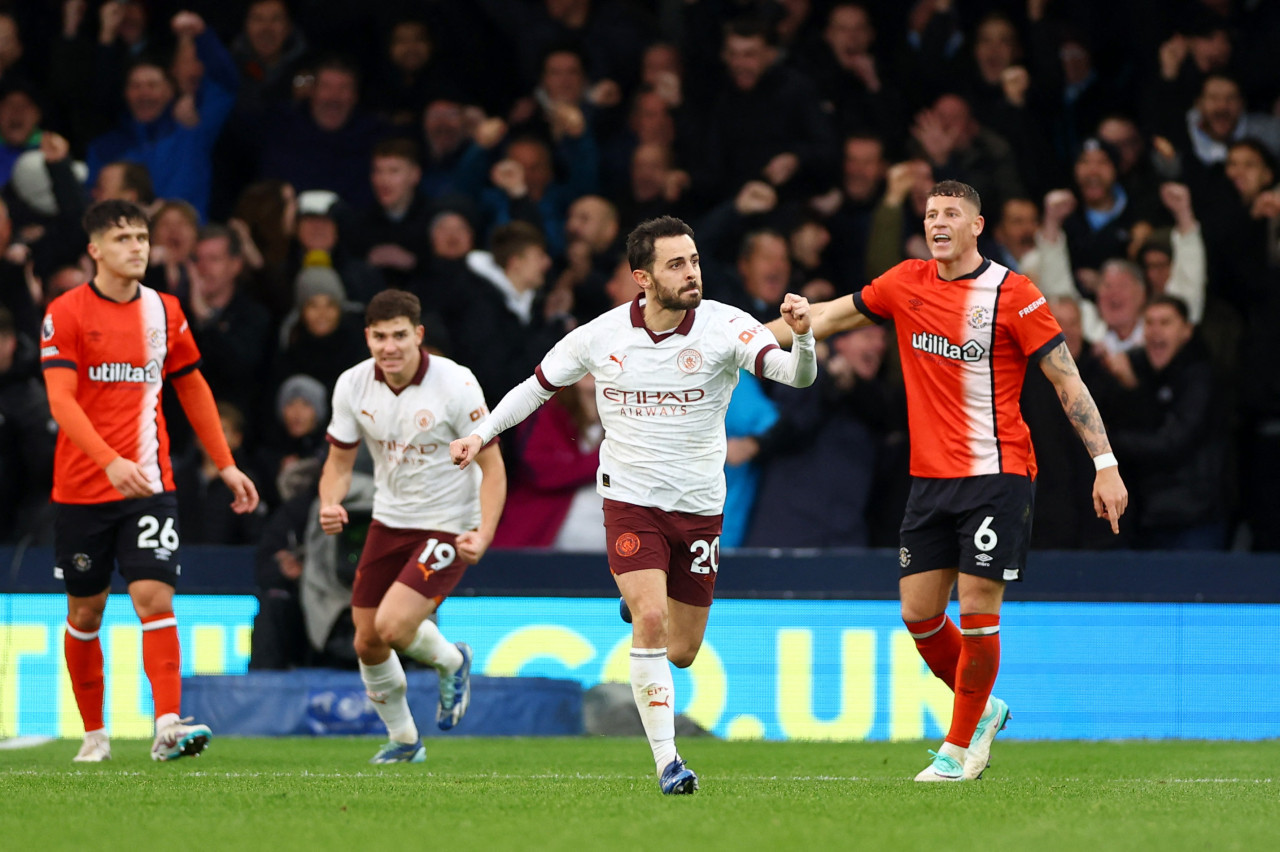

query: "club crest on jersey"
xmin=146 ymin=327 xmax=165 ymax=350
xmin=911 ymin=332 xmax=985 ymax=362
xmin=616 ymin=532 xmax=641 ymax=557
xmin=899 ymin=547 xmax=911 ymax=568
xmin=41 ymin=314 xmax=54 ymax=341
xmin=413 ymin=409 xmax=435 ymax=431
xmin=967 ymin=306 xmax=991 ymax=329
xmin=88 ymin=359 xmax=162 ymax=384
xmin=676 ymin=348 xmax=703 ymax=374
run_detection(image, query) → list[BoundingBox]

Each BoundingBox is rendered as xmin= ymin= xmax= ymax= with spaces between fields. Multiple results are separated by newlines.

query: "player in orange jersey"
xmin=41 ymin=200 xmax=260 ymax=763
xmin=767 ymin=181 xmax=1127 ymax=782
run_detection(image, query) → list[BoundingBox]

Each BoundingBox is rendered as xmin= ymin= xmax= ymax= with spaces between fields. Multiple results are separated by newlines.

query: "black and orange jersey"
xmin=41 ymin=282 xmax=202 ymax=504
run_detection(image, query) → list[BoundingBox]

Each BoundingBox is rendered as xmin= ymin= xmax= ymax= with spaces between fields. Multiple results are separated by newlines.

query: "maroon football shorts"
xmin=350 ymin=520 xmax=468 ymax=609
xmin=603 ymin=498 xmax=723 ymax=607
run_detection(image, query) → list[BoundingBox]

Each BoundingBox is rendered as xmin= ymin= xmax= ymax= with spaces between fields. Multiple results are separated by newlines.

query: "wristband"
xmin=1093 ymin=452 xmax=1118 ymax=471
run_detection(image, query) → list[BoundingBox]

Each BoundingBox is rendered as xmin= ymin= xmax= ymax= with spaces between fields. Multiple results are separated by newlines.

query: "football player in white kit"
xmin=451 ymin=216 xmax=816 ymax=793
xmin=320 ymin=290 xmax=506 ymax=763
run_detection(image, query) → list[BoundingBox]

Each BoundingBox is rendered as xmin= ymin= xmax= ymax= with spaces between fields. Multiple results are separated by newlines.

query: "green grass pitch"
xmin=1 ymin=738 xmax=1276 ymax=851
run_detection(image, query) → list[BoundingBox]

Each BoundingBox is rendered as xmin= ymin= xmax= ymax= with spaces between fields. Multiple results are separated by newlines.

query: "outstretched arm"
xmin=1038 ymin=341 xmax=1128 ymax=533
xmin=764 ymin=295 xmax=873 ymax=347
xmin=450 ymin=374 xmax=556 ymax=469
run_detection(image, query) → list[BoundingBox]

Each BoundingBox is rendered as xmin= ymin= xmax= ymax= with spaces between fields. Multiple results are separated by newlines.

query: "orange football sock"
xmin=947 ymin=613 xmax=1001 ymax=748
xmin=905 ymin=612 xmax=961 ymax=691
xmin=64 ymin=621 xmax=105 ymax=732
xmin=141 ymin=612 xmax=182 ymax=719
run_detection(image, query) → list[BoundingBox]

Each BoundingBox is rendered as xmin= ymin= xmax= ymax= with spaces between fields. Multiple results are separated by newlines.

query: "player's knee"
xmin=373 ymin=611 xmax=413 ymax=649
xmin=352 ymin=630 xmax=386 ymax=663
xmin=631 ymin=606 xmax=667 ymax=640
xmin=67 ymin=604 xmax=104 ymax=633
xmin=668 ymin=647 xmax=698 ymax=669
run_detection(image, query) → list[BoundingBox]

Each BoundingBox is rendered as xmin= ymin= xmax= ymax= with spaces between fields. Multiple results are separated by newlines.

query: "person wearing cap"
xmin=293 ymin=188 xmax=382 ymax=304
xmin=1061 ymin=137 xmax=1142 ymax=286
xmin=271 ymin=265 xmax=368 ymax=400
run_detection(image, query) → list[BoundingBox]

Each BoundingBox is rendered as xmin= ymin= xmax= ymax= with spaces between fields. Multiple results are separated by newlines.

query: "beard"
xmin=652 ymin=281 xmax=702 ymax=311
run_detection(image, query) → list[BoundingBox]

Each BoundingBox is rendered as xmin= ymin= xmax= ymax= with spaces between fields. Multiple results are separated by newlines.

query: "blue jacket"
xmin=722 ymin=371 xmax=779 ymax=548
xmin=87 ymin=30 xmax=238 ymax=219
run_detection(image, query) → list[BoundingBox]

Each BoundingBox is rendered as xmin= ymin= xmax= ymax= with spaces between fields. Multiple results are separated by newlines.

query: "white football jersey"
xmin=535 ymin=298 xmax=781 ymax=515
xmin=327 ymin=353 xmax=490 ymax=531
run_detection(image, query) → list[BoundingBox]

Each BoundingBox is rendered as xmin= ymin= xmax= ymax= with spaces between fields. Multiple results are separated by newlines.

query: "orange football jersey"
xmin=854 ymin=258 xmax=1064 ymax=479
xmin=41 ymin=282 xmax=202 ymax=504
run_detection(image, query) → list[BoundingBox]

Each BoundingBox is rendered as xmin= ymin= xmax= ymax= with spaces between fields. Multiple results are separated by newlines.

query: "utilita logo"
xmin=88 ymin=360 xmax=162 ymax=383
xmin=911 ymin=332 xmax=985 ymax=362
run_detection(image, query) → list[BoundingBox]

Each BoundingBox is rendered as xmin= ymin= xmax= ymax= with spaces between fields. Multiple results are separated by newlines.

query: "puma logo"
xmin=609 ymin=354 xmax=626 ymax=370
xmin=361 ymin=409 xmax=377 ymax=421
xmin=648 ymin=698 xmax=671 ymax=708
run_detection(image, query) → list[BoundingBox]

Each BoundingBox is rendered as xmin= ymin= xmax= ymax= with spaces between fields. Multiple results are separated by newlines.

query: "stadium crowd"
xmin=2 ymin=0 xmax=1279 ymax=582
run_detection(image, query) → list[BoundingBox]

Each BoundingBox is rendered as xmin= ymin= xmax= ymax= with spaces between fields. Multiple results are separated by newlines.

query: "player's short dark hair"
xmin=627 ymin=216 xmax=695 ymax=273
xmin=372 ymin=137 xmax=421 ymax=166
xmin=83 ymin=200 xmax=150 ymax=238
xmin=1146 ymin=294 xmax=1191 ymax=323
xmin=491 ymin=221 xmax=546 ymax=269
xmin=927 ymin=180 xmax=982 ymax=215
xmin=366 ymin=289 xmax=422 ymax=328
xmin=724 ymin=17 xmax=778 ymax=47
xmin=109 ymin=161 xmax=156 ymax=205
xmin=197 ymin=223 xmax=242 ymax=258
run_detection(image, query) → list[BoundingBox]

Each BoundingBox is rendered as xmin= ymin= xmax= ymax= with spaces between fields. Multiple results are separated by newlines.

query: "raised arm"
xmin=1038 ymin=341 xmax=1129 ymax=533
xmin=450 ymin=374 xmax=556 ymax=469
xmin=764 ymin=295 xmax=873 ymax=347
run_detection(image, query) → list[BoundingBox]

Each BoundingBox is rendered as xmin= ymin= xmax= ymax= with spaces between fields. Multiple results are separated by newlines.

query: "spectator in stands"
xmin=1090 ymin=259 xmax=1148 ymax=355
xmin=699 ymin=18 xmax=836 ymax=202
xmin=909 ymin=93 xmax=1025 ymax=222
xmin=730 ymin=229 xmax=791 ymax=323
xmin=797 ymin=2 xmax=904 ymax=146
xmin=617 ymin=142 xmax=687 ymax=234
xmin=90 ymin=160 xmax=156 ymax=210
xmin=785 ymin=210 xmax=837 ymax=302
xmin=985 ymin=193 xmax=1075 ymax=297
xmin=492 ymin=374 xmax=603 ymax=551
xmin=290 ymin=188 xmax=381 ymax=305
xmin=459 ymin=111 xmax=599 ymax=258
xmin=863 ymin=158 xmax=935 ymax=275
xmin=256 ymin=55 xmax=387 ymax=209
xmin=1160 ymin=72 xmax=1280 ymax=175
xmin=142 ymin=200 xmax=200 ymax=304
xmin=419 ymin=98 xmax=474 ymax=199
xmin=367 ymin=18 xmax=448 ymax=128
xmin=256 ymin=373 xmax=330 ymax=508
xmin=1101 ymin=295 xmax=1228 ymax=549
xmin=1095 ymin=114 xmax=1163 ymax=220
xmin=0 ymin=304 xmax=55 ymax=544
xmin=351 ymin=138 xmax=430 ymax=291
xmin=188 ymin=224 xmax=274 ymax=427
xmin=410 ymin=201 xmax=477 ymax=311
xmin=556 ymin=194 xmax=621 ymax=323
xmin=272 ymin=267 xmax=368 ymax=397
xmin=232 ymin=178 xmax=297 ymax=317
xmin=250 ymin=457 xmax=322 ymax=669
xmin=3 ymin=132 xmax=88 ymax=282
xmin=823 ymin=133 xmax=888 ymax=293
xmin=721 ymin=370 xmax=779 ymax=549
xmin=0 ymin=196 xmax=38 ymax=338
xmin=230 ymin=0 xmax=309 ymax=112
xmin=747 ymin=324 xmax=892 ymax=547
xmin=0 ymin=83 xmax=42 ymax=188
xmin=86 ymin=12 xmax=238 ymax=220
xmin=176 ymin=401 xmax=265 ymax=545
xmin=446 ymin=221 xmax=571 ymax=409
xmin=1062 ymin=138 xmax=1141 ymax=292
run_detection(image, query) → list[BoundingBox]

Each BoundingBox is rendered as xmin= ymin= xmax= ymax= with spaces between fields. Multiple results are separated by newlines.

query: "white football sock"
xmin=630 ymin=647 xmax=677 ymax=775
xmin=360 ymin=653 xmax=418 ymax=743
xmin=401 ymin=619 xmax=463 ymax=673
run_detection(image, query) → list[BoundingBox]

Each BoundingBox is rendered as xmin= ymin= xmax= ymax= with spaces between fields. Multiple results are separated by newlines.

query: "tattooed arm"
xmin=1038 ymin=341 xmax=1129 ymax=534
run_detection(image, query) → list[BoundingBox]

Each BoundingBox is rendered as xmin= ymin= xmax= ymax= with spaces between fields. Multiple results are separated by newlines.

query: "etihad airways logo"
xmin=88 ymin=360 xmax=162 ymax=383
xmin=911 ymin=332 xmax=985 ymax=362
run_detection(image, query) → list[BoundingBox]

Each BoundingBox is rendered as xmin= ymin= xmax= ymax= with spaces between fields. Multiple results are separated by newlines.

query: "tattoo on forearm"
xmin=1059 ymin=382 xmax=1112 ymax=457
xmin=1045 ymin=343 xmax=1111 ymax=457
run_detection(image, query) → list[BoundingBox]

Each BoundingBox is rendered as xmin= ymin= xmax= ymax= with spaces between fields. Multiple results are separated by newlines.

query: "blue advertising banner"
xmin=2 ymin=594 xmax=1276 ymax=740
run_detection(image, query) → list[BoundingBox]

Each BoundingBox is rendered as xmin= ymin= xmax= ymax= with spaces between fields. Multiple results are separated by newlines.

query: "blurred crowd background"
xmin=1 ymin=0 xmax=1278 ymax=593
